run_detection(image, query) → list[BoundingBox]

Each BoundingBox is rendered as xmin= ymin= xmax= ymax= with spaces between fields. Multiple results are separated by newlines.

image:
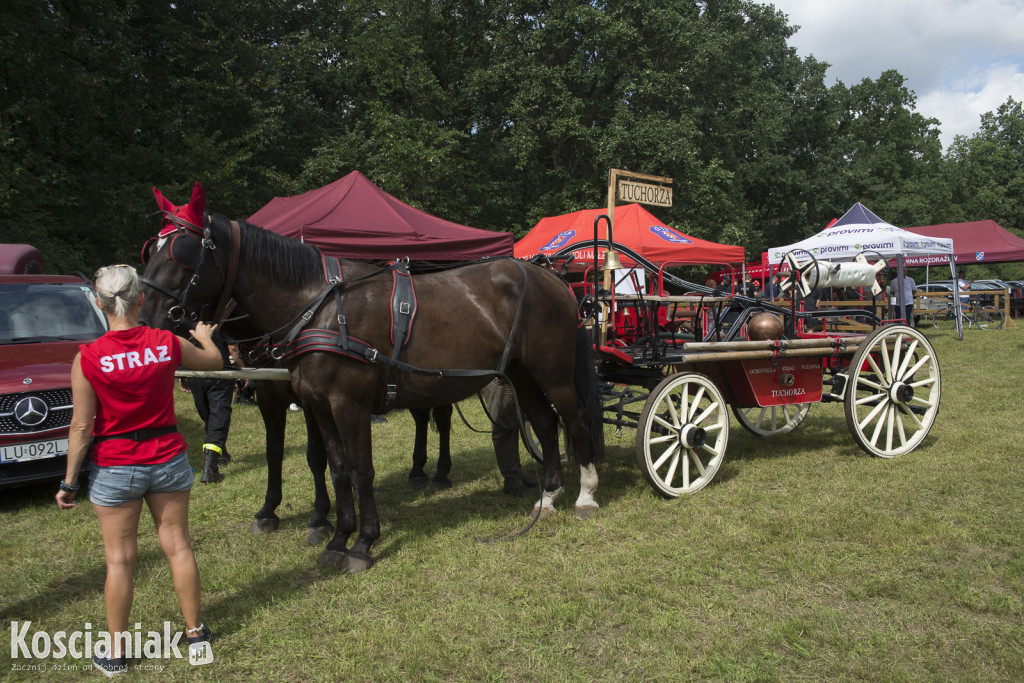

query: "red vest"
xmin=79 ymin=326 xmax=187 ymax=466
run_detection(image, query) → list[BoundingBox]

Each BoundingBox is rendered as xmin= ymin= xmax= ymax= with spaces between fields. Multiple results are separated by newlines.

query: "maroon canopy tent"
xmin=248 ymin=171 xmax=513 ymax=261
xmin=902 ymin=220 xmax=1024 ymax=266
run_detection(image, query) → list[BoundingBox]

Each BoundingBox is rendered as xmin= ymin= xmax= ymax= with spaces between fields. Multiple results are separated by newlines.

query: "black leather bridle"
xmin=140 ymin=212 xmax=240 ymax=329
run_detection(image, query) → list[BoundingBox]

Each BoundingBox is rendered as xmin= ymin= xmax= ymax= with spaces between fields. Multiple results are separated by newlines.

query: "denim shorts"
xmin=88 ymin=452 xmax=195 ymax=507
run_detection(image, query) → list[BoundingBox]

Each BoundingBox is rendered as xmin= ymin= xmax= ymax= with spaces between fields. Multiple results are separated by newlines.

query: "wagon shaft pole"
xmin=175 ymin=368 xmax=292 ymax=381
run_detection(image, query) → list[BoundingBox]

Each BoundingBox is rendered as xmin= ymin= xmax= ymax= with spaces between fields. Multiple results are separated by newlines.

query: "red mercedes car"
xmin=1 ymin=245 xmax=107 ymax=488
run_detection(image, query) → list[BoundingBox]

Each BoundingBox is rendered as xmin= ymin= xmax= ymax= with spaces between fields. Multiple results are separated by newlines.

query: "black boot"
xmin=200 ymin=448 xmax=224 ymax=483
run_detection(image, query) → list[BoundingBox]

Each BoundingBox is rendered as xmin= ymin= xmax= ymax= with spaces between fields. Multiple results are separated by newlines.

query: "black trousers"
xmin=187 ymin=377 xmax=234 ymax=450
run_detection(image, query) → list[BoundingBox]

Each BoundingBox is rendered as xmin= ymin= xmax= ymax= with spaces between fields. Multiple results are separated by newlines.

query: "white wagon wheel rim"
xmin=843 ymin=325 xmax=941 ymax=458
xmin=733 ymin=402 xmax=810 ymax=437
xmin=636 ymin=373 xmax=729 ymax=498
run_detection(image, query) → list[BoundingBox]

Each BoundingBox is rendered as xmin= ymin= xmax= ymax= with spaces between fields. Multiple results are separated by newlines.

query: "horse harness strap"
xmin=382 ymin=260 xmax=417 ymax=409
xmin=260 ymin=257 xmax=531 ymax=412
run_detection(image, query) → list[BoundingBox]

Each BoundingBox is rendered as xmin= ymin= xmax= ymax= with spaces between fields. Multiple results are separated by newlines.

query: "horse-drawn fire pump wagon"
xmin=538 ymin=220 xmax=941 ymax=499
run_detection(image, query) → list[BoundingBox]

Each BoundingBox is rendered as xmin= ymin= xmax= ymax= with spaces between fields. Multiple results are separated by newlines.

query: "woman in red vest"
xmin=55 ymin=264 xmax=222 ymax=676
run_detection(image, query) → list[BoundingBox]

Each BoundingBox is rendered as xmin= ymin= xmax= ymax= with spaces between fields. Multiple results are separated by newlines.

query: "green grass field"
xmin=3 ymin=326 xmax=1023 ymax=681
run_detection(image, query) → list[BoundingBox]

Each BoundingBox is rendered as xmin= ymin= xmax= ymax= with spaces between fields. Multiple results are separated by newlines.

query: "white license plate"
xmin=0 ymin=438 xmax=69 ymax=463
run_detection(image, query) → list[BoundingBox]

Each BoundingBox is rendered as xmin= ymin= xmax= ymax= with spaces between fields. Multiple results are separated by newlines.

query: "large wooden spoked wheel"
xmin=844 ymin=324 xmax=941 ymax=458
xmin=733 ymin=403 xmax=810 ymax=437
xmin=636 ymin=372 xmax=729 ymax=498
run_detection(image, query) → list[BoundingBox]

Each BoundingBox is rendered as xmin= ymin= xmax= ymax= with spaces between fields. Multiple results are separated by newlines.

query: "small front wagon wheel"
xmin=636 ymin=373 xmax=729 ymax=498
xmin=844 ymin=324 xmax=941 ymax=458
xmin=733 ymin=403 xmax=810 ymax=437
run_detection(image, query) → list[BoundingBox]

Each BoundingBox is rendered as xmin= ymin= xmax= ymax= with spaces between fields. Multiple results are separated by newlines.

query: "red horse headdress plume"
xmin=153 ymin=182 xmax=205 ymax=236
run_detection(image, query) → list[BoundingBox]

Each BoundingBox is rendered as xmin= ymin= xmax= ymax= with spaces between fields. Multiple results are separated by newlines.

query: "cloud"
xmin=768 ymin=0 xmax=1024 ymax=147
xmin=919 ymin=64 xmax=1024 ymax=144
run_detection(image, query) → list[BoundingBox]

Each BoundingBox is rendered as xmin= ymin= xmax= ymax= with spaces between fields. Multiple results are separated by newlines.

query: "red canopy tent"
xmin=901 ymin=220 xmax=1024 ymax=266
xmin=248 ymin=171 xmax=513 ymax=261
xmin=513 ymin=204 xmax=744 ymax=268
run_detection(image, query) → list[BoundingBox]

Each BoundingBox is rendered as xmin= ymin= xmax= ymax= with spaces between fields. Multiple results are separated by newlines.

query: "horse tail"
xmin=567 ymin=325 xmax=604 ymax=465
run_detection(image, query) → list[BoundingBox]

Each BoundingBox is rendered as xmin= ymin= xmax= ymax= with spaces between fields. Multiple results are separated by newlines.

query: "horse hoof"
xmin=530 ymin=505 xmax=558 ymax=520
xmin=574 ymin=505 xmax=599 ymax=521
xmin=318 ymin=549 xmax=348 ymax=567
xmin=251 ymin=518 xmax=280 ymax=534
xmin=305 ymin=525 xmax=333 ymax=545
xmin=340 ymin=553 xmax=374 ymax=574
xmin=432 ymin=477 xmax=452 ymax=490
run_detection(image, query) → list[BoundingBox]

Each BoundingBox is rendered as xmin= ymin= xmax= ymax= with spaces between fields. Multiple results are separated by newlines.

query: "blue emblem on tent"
xmin=976 ymin=251 xmax=985 ymax=261
xmin=540 ymin=230 xmax=576 ymax=252
xmin=649 ymin=225 xmax=692 ymax=244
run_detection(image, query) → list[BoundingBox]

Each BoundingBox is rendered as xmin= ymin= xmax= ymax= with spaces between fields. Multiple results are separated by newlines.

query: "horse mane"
xmin=207 ymin=212 xmax=324 ymax=289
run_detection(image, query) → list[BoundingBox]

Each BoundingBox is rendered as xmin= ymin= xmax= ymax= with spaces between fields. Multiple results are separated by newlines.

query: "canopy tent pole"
xmin=950 ymin=255 xmax=963 ymax=340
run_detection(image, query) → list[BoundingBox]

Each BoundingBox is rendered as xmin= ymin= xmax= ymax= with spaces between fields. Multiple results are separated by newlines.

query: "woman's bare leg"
xmin=93 ymin=499 xmax=144 ymax=658
xmin=146 ymin=490 xmax=203 ymax=632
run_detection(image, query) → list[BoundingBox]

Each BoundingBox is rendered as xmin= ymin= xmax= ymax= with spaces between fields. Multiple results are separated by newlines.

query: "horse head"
xmin=140 ymin=182 xmax=231 ymax=331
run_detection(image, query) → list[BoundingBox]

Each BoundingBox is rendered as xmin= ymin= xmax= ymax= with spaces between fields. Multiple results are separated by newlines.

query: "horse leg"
xmin=342 ymin=411 xmax=380 ymax=574
xmin=524 ymin=401 xmax=565 ymax=519
xmin=302 ymin=404 xmax=334 ymax=545
xmin=542 ymin=389 xmax=600 ymax=520
xmin=321 ymin=399 xmax=379 ymax=573
xmin=432 ymin=404 xmax=453 ymax=489
xmin=315 ymin=408 xmax=357 ymax=568
xmin=508 ymin=373 xmax=565 ymax=519
xmin=408 ymin=407 xmax=430 ymax=488
xmin=544 ymin=328 xmax=604 ymax=520
xmin=251 ymin=385 xmax=284 ymax=533
xmin=314 ymin=398 xmax=380 ymax=574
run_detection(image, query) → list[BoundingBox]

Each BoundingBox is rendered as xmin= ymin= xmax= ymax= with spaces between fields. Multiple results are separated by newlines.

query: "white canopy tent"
xmin=768 ymin=203 xmax=960 ymax=337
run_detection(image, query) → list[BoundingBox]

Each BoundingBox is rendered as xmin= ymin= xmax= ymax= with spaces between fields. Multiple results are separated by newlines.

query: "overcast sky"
xmin=765 ymin=0 xmax=1024 ymax=149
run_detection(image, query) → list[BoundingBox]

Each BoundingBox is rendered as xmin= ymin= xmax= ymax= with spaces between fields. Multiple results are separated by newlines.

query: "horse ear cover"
xmin=152 ymin=182 xmax=206 ymax=236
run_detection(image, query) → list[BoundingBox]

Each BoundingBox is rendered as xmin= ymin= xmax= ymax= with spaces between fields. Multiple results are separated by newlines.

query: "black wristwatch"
xmin=59 ymin=480 xmax=80 ymax=493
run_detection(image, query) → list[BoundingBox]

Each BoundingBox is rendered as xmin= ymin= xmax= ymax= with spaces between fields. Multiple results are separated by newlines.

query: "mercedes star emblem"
xmin=14 ymin=396 xmax=49 ymax=427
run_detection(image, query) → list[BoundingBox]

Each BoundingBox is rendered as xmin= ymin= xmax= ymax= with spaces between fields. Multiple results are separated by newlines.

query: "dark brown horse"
xmin=140 ymin=212 xmax=604 ymax=572
xmin=145 ymin=187 xmax=454 ymax=546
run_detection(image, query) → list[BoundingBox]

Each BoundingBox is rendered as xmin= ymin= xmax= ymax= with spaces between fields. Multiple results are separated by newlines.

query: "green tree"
xmin=0 ymin=0 xmax=337 ymax=272
xmin=829 ymin=69 xmax=946 ymax=228
xmin=2 ymin=0 xmax=970 ymax=276
xmin=945 ymin=97 xmax=1024 ymax=234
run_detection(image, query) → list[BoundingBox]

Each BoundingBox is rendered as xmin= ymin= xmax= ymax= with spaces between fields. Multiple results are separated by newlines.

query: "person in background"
xmin=55 ymin=265 xmax=223 ymax=676
xmin=766 ymin=273 xmax=782 ymax=300
xmin=180 ymin=335 xmax=234 ymax=483
xmin=228 ymin=344 xmax=256 ymax=405
xmin=797 ymin=287 xmax=822 ymax=332
xmin=740 ymin=273 xmax=756 ymax=297
xmin=957 ymin=269 xmax=972 ymax=305
xmin=719 ymin=274 xmax=732 ymax=294
xmin=480 ymin=378 xmax=539 ymax=497
xmin=890 ymin=273 xmax=918 ymax=326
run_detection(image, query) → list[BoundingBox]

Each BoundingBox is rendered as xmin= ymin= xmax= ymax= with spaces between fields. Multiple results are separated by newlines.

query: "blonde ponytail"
xmin=94 ymin=264 xmax=142 ymax=317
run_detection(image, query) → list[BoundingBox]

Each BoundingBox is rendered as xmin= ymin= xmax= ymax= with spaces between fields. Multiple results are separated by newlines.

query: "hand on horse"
xmin=191 ymin=321 xmax=219 ymax=345
xmin=181 ymin=321 xmax=224 ymax=371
